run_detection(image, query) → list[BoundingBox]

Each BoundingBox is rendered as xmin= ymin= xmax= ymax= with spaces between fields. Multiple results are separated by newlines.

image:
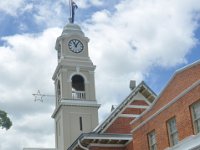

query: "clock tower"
xmin=52 ymin=23 xmax=100 ymax=150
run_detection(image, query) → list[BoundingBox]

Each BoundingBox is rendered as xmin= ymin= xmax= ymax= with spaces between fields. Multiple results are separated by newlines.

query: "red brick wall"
xmin=130 ymin=100 xmax=149 ymax=106
xmin=132 ymin=84 xmax=200 ymax=150
xmin=132 ymin=63 xmax=200 ymax=129
xmin=105 ymin=117 xmax=132 ymax=134
xmin=125 ymin=142 xmax=133 ymax=150
xmin=122 ymin=108 xmax=145 ymax=115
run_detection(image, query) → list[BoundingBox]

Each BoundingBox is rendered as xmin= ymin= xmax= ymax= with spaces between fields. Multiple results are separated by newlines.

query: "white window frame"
xmin=191 ymin=100 xmax=200 ymax=134
xmin=148 ymin=130 xmax=157 ymax=150
xmin=167 ymin=117 xmax=179 ymax=146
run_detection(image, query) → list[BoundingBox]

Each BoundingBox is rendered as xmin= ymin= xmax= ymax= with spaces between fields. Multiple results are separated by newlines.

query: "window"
xmin=148 ymin=130 xmax=157 ymax=150
xmin=167 ymin=117 xmax=179 ymax=146
xmin=57 ymin=81 xmax=61 ymax=100
xmin=56 ymin=120 xmax=60 ymax=149
xmin=79 ymin=117 xmax=83 ymax=131
xmin=57 ymin=121 xmax=60 ymax=136
xmin=191 ymin=100 xmax=200 ymax=134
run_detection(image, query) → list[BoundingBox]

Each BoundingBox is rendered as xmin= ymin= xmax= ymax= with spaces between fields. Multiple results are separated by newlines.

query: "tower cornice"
xmin=52 ymin=63 xmax=96 ymax=81
xmin=52 ymin=99 xmax=100 ymax=118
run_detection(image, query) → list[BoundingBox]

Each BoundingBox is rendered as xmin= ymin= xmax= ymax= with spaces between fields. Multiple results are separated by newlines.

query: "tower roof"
xmin=62 ymin=23 xmax=84 ymax=36
xmin=55 ymin=23 xmax=86 ymax=51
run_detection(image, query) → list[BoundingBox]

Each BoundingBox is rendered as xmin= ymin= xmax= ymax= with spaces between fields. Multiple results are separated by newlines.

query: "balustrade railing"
xmin=72 ymin=91 xmax=86 ymax=99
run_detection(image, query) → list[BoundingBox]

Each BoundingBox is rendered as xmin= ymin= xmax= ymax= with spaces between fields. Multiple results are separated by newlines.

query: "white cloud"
xmin=83 ymin=0 xmax=200 ymax=108
xmin=33 ymin=1 xmax=67 ymax=27
xmin=88 ymin=0 xmax=199 ymax=68
xmin=0 ymin=28 xmax=60 ymax=149
xmin=75 ymin=0 xmax=103 ymax=8
xmin=0 ymin=0 xmax=23 ymax=15
xmin=0 ymin=0 xmax=66 ymax=27
xmin=0 ymin=114 xmax=55 ymax=150
xmin=0 ymin=0 xmax=31 ymax=16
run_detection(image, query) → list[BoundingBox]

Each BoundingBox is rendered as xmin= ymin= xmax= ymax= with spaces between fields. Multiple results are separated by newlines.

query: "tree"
xmin=0 ymin=110 xmax=12 ymax=130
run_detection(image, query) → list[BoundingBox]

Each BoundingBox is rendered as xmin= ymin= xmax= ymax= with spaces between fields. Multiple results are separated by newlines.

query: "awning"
xmin=68 ymin=133 xmax=132 ymax=150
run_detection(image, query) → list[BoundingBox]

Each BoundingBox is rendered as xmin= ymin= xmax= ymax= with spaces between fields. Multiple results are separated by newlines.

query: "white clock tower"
xmin=52 ymin=23 xmax=100 ymax=150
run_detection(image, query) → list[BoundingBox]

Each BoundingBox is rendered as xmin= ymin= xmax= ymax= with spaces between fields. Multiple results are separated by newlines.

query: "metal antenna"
xmin=32 ymin=90 xmax=55 ymax=102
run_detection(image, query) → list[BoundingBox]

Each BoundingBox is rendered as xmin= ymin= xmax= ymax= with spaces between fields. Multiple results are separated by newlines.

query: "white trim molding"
xmin=119 ymin=114 xmax=140 ymax=118
xmin=127 ymin=105 xmax=149 ymax=109
xmin=88 ymin=143 xmax=125 ymax=148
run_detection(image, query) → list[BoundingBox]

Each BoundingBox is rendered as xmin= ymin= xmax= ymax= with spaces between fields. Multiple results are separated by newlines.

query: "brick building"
xmin=68 ymin=60 xmax=200 ymax=150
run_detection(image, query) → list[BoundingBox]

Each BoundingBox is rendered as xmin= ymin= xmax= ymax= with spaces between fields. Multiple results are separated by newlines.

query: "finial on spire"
xmin=69 ymin=0 xmax=78 ymax=23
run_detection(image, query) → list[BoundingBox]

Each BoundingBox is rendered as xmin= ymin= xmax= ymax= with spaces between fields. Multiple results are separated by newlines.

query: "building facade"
xmin=131 ymin=61 xmax=200 ymax=150
xmin=69 ymin=60 xmax=200 ymax=150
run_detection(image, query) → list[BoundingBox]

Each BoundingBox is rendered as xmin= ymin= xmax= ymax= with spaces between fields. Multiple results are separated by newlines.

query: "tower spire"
xmin=68 ymin=0 xmax=78 ymax=23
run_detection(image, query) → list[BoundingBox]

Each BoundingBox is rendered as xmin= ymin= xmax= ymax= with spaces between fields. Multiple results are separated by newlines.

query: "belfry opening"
xmin=71 ymin=75 xmax=85 ymax=99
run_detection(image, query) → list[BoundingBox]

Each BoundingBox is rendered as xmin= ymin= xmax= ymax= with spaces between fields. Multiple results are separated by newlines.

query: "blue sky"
xmin=0 ymin=0 xmax=200 ymax=149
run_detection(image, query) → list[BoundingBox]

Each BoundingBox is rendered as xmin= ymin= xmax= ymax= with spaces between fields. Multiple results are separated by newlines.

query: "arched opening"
xmin=72 ymin=75 xmax=85 ymax=91
xmin=57 ymin=80 xmax=61 ymax=101
xmin=72 ymin=75 xmax=85 ymax=99
xmin=57 ymin=44 xmax=61 ymax=60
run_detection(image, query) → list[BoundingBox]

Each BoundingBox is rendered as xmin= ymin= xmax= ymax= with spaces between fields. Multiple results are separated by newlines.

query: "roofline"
xmin=130 ymin=59 xmax=200 ymax=125
xmin=159 ymin=59 xmax=200 ymax=102
xmin=175 ymin=59 xmax=200 ymax=74
xmin=141 ymin=81 xmax=157 ymax=97
xmin=94 ymin=81 xmax=157 ymax=133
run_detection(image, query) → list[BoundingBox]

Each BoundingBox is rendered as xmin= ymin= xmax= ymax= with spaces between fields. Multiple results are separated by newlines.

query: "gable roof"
xmin=156 ymin=59 xmax=200 ymax=104
xmin=94 ymin=81 xmax=157 ymax=133
xmin=130 ymin=59 xmax=200 ymax=127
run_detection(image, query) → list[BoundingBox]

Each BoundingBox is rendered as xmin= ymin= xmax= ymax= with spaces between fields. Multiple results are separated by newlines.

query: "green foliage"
xmin=0 ymin=110 xmax=12 ymax=130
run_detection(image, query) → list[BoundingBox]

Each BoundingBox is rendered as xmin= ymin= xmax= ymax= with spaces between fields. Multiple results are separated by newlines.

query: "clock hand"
xmin=75 ymin=42 xmax=79 ymax=47
xmin=72 ymin=40 xmax=77 ymax=47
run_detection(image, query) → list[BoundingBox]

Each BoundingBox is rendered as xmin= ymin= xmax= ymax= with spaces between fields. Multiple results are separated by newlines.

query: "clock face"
xmin=68 ymin=39 xmax=84 ymax=53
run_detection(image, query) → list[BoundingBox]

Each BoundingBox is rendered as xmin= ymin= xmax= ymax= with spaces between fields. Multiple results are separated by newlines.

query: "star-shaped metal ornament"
xmin=32 ymin=90 xmax=45 ymax=102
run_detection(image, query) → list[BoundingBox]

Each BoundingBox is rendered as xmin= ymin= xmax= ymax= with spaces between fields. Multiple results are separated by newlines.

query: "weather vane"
xmin=69 ymin=0 xmax=78 ymax=23
xmin=32 ymin=90 xmax=54 ymax=102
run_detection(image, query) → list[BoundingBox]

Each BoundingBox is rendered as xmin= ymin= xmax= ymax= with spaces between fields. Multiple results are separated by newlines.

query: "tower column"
xmin=52 ymin=23 xmax=100 ymax=150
